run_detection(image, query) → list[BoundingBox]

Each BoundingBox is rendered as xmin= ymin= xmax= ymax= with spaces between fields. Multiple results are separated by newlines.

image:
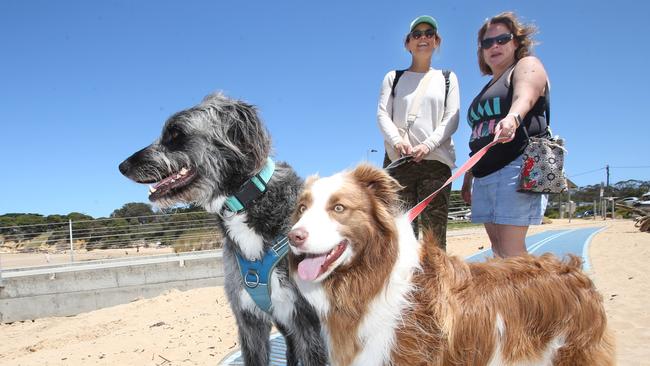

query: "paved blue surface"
xmin=220 ymin=226 xmax=606 ymax=365
xmin=466 ymin=226 xmax=606 ymax=270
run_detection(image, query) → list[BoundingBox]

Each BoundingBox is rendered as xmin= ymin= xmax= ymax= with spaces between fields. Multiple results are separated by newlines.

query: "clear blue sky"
xmin=2 ymin=0 xmax=648 ymax=218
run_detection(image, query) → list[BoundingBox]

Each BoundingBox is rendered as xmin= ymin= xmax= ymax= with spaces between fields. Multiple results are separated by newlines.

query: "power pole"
xmin=606 ymin=164 xmax=610 ymax=189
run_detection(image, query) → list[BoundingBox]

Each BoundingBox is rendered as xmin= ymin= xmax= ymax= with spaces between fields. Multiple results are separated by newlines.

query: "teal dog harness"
xmin=224 ymin=157 xmax=290 ymax=314
xmin=235 ymin=235 xmax=290 ymax=313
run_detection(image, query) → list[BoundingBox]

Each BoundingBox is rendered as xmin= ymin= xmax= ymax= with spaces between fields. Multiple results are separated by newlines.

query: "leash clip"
xmin=218 ymin=206 xmax=236 ymax=220
xmin=244 ymin=270 xmax=260 ymax=288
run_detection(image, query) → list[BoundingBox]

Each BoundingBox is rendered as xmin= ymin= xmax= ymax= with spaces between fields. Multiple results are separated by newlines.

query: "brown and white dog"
xmin=287 ymin=164 xmax=614 ymax=366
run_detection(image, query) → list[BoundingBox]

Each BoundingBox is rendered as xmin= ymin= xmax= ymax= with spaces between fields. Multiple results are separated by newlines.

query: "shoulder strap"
xmin=390 ymin=69 xmax=406 ymax=98
xmin=406 ymin=70 xmax=435 ymax=127
xmin=443 ymin=70 xmax=451 ymax=108
xmin=545 ymin=83 xmax=551 ymax=126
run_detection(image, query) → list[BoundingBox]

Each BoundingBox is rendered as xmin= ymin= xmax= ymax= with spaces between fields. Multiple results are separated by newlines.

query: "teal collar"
xmin=224 ymin=158 xmax=275 ymax=214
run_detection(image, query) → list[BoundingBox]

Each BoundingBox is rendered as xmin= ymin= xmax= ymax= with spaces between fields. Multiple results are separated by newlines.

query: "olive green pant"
xmin=384 ymin=153 xmax=451 ymax=251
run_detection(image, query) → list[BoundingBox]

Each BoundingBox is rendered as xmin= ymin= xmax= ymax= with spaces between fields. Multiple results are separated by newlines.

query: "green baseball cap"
xmin=410 ymin=15 xmax=438 ymax=32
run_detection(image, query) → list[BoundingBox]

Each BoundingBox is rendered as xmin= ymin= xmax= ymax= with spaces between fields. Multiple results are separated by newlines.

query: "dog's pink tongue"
xmin=298 ymin=255 xmax=328 ymax=281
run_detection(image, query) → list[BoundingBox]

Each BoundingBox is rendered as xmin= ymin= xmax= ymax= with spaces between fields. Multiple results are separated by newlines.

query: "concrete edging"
xmin=0 ymin=250 xmax=224 ymax=323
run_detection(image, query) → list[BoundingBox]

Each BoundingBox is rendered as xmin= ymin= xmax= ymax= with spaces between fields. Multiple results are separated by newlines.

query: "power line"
xmin=567 ymin=167 xmax=605 ymax=178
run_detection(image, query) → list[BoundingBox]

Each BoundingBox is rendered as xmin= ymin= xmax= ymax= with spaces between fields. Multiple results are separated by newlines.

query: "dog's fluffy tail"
xmin=420 ymin=230 xmax=442 ymax=261
xmin=419 ymin=230 xmax=472 ymax=285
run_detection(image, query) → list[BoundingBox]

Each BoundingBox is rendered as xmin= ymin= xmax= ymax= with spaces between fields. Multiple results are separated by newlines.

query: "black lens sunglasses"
xmin=410 ymin=28 xmax=436 ymax=40
xmin=480 ymin=33 xmax=514 ymax=49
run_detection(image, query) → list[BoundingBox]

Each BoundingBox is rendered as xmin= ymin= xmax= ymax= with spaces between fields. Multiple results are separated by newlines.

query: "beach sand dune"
xmin=1 ymin=219 xmax=648 ymax=365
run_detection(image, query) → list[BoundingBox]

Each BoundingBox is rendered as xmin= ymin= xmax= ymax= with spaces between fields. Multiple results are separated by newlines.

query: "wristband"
xmin=507 ymin=113 xmax=522 ymax=127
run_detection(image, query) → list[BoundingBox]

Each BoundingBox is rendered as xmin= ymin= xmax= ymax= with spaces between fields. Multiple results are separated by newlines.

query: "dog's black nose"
xmin=118 ymin=160 xmax=130 ymax=175
xmin=288 ymin=228 xmax=309 ymax=247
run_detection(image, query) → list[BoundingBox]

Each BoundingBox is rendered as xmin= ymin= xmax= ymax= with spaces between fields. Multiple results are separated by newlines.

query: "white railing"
xmin=0 ymin=212 xmax=223 ymax=273
xmin=0 ymin=203 xmax=471 ymax=275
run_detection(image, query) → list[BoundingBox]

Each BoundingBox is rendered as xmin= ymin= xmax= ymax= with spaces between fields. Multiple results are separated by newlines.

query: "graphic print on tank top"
xmin=468 ymin=96 xmax=503 ymax=142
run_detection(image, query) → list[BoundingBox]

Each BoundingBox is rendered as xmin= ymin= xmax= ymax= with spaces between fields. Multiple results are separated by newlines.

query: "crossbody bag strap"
xmin=544 ymin=82 xmax=551 ymax=126
xmin=385 ymin=69 xmax=434 ymax=163
xmin=405 ymin=69 xmax=435 ymax=130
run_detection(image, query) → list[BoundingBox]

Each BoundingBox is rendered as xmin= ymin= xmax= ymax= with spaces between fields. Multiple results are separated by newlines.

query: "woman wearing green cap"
xmin=377 ymin=15 xmax=460 ymax=251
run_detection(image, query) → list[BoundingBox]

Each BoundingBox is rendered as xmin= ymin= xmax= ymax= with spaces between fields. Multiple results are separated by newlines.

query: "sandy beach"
xmin=1 ymin=218 xmax=648 ymax=365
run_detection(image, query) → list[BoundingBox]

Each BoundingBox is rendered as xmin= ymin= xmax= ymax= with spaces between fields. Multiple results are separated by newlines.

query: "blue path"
xmin=466 ymin=226 xmax=606 ymax=271
xmin=220 ymin=225 xmax=606 ymax=366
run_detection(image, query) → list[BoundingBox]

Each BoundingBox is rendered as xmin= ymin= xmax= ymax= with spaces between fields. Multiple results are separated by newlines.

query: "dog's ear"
xmin=227 ymin=102 xmax=270 ymax=151
xmin=203 ymin=95 xmax=271 ymax=168
xmin=351 ymin=164 xmax=402 ymax=210
xmin=304 ymin=174 xmax=320 ymax=189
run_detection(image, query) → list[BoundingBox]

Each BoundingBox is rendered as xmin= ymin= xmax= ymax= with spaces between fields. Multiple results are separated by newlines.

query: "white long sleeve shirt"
xmin=377 ymin=69 xmax=460 ymax=168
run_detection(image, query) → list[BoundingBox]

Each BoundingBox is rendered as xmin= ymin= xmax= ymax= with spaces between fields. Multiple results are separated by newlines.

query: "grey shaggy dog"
xmin=119 ymin=93 xmax=327 ymax=366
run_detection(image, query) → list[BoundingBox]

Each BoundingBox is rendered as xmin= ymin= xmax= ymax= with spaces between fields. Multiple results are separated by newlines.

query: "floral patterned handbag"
xmin=518 ymin=134 xmax=567 ymax=193
xmin=517 ymin=86 xmax=568 ymax=194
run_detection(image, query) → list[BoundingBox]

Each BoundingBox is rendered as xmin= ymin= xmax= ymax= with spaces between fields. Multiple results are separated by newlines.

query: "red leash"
xmin=406 ymin=136 xmax=505 ymax=222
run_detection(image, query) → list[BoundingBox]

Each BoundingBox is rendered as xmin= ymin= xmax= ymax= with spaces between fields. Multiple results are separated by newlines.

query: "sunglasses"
xmin=410 ymin=28 xmax=436 ymax=40
xmin=480 ymin=33 xmax=514 ymax=49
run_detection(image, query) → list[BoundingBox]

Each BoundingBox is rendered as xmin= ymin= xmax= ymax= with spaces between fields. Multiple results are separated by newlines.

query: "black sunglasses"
xmin=410 ymin=28 xmax=436 ymax=40
xmin=480 ymin=33 xmax=514 ymax=49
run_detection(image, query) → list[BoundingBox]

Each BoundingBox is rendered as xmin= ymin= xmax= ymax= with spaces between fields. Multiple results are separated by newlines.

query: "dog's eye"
xmin=298 ymin=204 xmax=307 ymax=214
xmin=333 ymin=204 xmax=345 ymax=213
xmin=164 ymin=127 xmax=184 ymax=146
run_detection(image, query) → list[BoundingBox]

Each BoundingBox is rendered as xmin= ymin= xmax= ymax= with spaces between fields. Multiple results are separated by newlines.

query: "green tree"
xmin=160 ymin=203 xmax=206 ymax=214
xmin=110 ymin=203 xmax=155 ymax=222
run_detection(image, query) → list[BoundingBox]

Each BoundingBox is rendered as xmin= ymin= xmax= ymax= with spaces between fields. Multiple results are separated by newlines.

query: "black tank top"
xmin=467 ymin=64 xmax=548 ymax=178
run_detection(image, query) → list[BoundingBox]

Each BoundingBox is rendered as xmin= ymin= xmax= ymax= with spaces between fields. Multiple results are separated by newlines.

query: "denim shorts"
xmin=471 ymin=156 xmax=548 ymax=226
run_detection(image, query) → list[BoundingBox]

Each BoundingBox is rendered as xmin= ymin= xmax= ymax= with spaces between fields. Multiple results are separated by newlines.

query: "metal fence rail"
xmin=0 ymin=212 xmax=224 ymax=274
xmin=0 ymin=203 xmax=471 ymax=274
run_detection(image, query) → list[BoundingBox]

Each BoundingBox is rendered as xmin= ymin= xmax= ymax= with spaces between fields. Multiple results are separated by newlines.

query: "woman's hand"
xmin=411 ymin=144 xmax=430 ymax=162
xmin=493 ymin=114 xmax=519 ymax=143
xmin=461 ymin=173 xmax=473 ymax=204
xmin=395 ymin=141 xmax=413 ymax=157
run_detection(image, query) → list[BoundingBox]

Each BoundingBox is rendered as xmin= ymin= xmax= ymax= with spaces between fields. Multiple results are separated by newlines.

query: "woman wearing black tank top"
xmin=461 ymin=12 xmax=550 ymax=258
